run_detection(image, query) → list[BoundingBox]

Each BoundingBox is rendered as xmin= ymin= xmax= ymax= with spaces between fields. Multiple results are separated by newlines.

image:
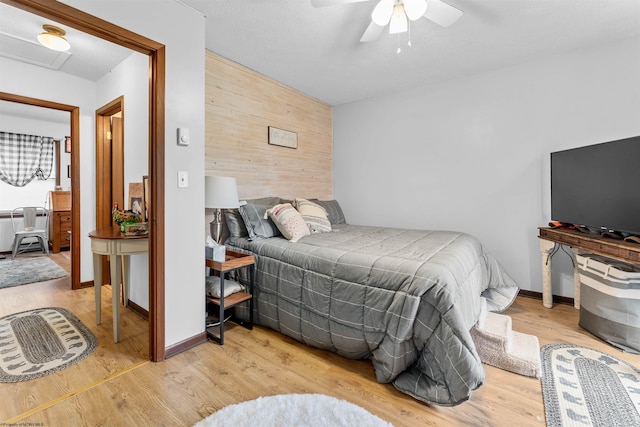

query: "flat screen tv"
xmin=551 ymin=135 xmax=640 ymax=236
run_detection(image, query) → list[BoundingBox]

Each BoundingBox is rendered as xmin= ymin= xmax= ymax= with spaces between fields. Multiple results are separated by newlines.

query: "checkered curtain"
xmin=0 ymin=132 xmax=55 ymax=187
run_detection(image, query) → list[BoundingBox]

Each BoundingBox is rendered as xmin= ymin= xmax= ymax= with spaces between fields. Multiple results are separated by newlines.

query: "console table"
xmin=538 ymin=227 xmax=640 ymax=309
xmin=89 ymin=227 xmax=148 ymax=343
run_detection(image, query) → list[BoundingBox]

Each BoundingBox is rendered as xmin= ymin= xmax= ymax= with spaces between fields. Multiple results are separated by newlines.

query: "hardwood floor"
xmin=2 ymin=257 xmax=640 ymax=426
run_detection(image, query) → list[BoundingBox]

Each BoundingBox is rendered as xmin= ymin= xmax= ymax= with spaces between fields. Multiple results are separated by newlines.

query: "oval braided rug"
xmin=541 ymin=343 xmax=640 ymax=426
xmin=0 ymin=307 xmax=97 ymax=382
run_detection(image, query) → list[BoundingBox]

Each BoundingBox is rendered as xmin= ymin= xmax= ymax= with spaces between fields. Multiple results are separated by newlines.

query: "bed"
xmin=222 ymin=198 xmax=519 ymax=406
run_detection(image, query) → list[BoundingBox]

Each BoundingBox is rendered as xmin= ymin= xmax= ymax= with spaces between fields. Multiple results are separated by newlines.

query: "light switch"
xmin=177 ymin=128 xmax=190 ymax=146
xmin=178 ymin=171 xmax=188 ymax=188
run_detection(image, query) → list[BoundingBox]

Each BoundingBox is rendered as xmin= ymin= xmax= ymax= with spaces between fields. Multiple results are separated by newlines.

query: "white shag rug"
xmin=193 ymin=393 xmax=394 ymax=427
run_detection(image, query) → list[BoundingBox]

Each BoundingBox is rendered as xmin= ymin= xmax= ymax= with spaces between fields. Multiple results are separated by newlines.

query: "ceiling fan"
xmin=311 ymin=0 xmax=463 ymax=42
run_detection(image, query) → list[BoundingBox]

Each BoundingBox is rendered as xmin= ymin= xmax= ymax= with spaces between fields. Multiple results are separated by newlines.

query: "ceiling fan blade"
xmin=360 ymin=20 xmax=385 ymax=42
xmin=311 ymin=0 xmax=370 ymax=7
xmin=423 ymin=0 xmax=463 ymax=27
xmin=370 ymin=0 xmax=394 ymax=26
xmin=404 ymin=0 xmax=427 ymax=21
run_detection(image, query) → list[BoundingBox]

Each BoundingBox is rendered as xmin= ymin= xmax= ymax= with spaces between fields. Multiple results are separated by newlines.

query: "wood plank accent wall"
xmin=205 ymin=51 xmax=333 ymax=200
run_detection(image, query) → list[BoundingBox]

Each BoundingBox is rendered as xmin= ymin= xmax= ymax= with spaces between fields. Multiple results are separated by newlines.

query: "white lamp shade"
xmin=205 ymin=176 xmax=239 ymax=209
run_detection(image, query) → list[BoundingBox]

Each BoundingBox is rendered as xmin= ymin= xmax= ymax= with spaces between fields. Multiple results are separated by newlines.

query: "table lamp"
xmin=205 ymin=175 xmax=239 ymax=244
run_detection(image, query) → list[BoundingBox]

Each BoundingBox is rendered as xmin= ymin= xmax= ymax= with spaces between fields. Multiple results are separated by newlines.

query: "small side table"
xmin=205 ymin=250 xmax=254 ymax=345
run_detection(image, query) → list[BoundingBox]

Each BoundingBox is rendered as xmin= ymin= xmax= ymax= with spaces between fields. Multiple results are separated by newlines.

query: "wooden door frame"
xmin=0 ymin=92 xmax=80 ymax=289
xmin=3 ymin=0 xmax=166 ymax=361
xmin=96 ymin=97 xmax=125 ymax=286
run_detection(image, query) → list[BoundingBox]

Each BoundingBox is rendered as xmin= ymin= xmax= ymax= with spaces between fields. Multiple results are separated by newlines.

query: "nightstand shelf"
xmin=205 ymin=250 xmax=254 ymax=345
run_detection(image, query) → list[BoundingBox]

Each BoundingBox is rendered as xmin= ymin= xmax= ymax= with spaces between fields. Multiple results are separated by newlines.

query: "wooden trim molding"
xmin=127 ymin=300 xmax=149 ymax=320
xmin=517 ymin=289 xmax=574 ymax=306
xmin=148 ymin=47 xmax=166 ymax=360
xmin=164 ymin=332 xmax=207 ymax=359
xmin=4 ymin=0 xmax=166 ymax=362
xmin=54 ymin=139 xmax=60 ymax=187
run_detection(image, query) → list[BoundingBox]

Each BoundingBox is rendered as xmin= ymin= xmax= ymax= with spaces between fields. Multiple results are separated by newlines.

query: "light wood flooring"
xmin=2 ymin=253 xmax=640 ymax=426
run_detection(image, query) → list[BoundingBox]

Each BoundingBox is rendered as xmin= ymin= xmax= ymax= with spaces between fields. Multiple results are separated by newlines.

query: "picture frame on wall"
xmin=268 ymin=126 xmax=297 ymax=149
xmin=64 ymin=136 xmax=71 ymax=153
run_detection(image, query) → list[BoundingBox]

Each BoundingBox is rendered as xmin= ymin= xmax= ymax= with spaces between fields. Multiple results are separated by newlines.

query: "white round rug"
xmin=193 ymin=393 xmax=394 ymax=427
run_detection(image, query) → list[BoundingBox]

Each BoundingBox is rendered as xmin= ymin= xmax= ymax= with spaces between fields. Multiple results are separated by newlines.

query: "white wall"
xmin=62 ymin=0 xmax=206 ymax=347
xmin=96 ymin=52 xmax=150 ymax=310
xmin=334 ymin=36 xmax=640 ymax=298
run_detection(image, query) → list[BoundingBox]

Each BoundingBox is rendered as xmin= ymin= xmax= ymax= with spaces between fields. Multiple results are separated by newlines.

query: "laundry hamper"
xmin=577 ymin=254 xmax=640 ymax=354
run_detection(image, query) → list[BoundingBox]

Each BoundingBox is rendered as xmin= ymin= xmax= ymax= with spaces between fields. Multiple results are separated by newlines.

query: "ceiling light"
xmin=37 ymin=25 xmax=70 ymax=52
xmin=389 ymin=4 xmax=408 ymax=34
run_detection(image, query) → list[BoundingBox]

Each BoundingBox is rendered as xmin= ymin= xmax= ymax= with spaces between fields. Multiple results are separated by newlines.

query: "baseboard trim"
xmin=165 ymin=332 xmax=208 ymax=359
xmin=127 ymin=300 xmax=149 ymax=320
xmin=518 ymin=289 xmax=575 ymax=306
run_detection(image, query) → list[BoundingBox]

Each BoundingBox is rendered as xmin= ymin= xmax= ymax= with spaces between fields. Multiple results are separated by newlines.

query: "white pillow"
xmin=265 ymin=203 xmax=310 ymax=242
xmin=206 ymin=276 xmax=243 ymax=298
xmin=294 ymin=198 xmax=332 ymax=233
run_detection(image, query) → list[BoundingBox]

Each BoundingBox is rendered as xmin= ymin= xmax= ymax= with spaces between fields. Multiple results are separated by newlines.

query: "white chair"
xmin=11 ymin=207 xmax=49 ymax=259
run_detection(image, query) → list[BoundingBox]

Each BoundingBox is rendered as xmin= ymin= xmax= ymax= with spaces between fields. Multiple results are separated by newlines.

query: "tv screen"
xmin=551 ymin=136 xmax=640 ymax=236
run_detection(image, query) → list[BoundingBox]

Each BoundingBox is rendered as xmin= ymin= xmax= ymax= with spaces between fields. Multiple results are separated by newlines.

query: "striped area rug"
xmin=0 ymin=307 xmax=97 ymax=382
xmin=541 ymin=343 xmax=640 ymax=426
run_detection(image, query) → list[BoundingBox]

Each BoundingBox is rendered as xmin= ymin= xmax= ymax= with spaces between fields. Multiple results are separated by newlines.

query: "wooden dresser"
xmin=49 ymin=191 xmax=71 ymax=253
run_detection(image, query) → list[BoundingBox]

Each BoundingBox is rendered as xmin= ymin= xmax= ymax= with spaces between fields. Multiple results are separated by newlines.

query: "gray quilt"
xmin=226 ymin=224 xmax=518 ymax=406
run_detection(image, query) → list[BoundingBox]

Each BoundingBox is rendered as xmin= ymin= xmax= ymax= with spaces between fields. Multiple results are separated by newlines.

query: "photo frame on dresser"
xmin=129 ymin=182 xmax=144 ymax=216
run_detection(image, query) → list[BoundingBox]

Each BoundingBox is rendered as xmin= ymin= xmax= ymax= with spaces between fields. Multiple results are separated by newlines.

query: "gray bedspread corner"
xmin=226 ymin=224 xmax=519 ymax=406
xmin=481 ymin=252 xmax=520 ymax=313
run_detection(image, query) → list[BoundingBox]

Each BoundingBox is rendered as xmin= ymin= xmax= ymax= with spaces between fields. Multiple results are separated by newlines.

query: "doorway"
xmin=96 ymin=97 xmax=125 ymax=286
xmin=5 ymin=0 xmax=166 ymax=361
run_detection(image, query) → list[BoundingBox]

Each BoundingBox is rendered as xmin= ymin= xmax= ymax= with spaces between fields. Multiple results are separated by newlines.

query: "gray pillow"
xmin=239 ymin=202 xmax=281 ymax=239
xmin=310 ymin=199 xmax=346 ymax=225
xmin=224 ymin=209 xmax=248 ymax=238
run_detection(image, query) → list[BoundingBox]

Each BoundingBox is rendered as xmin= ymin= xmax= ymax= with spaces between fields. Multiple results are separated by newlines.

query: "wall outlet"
xmin=178 ymin=171 xmax=188 ymax=188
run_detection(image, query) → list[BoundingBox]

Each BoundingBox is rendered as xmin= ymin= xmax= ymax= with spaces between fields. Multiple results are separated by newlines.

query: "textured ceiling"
xmin=1 ymin=0 xmax=639 ymax=112
xmin=184 ymin=0 xmax=640 ymax=106
xmin=0 ymin=2 xmax=134 ymax=123
xmin=0 ymin=3 xmax=132 ymax=82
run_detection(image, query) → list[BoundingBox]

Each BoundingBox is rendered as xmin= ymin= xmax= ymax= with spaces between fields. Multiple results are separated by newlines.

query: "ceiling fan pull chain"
xmin=407 ymin=19 xmax=412 ymax=47
xmin=396 ymin=32 xmax=401 ymax=54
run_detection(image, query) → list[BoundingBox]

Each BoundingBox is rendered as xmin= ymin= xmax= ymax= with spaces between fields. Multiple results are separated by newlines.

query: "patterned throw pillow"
xmin=294 ymin=198 xmax=332 ymax=233
xmin=266 ymin=203 xmax=310 ymax=242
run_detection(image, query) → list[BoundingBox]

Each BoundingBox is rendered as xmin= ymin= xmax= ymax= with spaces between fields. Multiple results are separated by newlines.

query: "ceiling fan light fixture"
xmin=371 ymin=0 xmax=394 ymax=26
xmin=403 ymin=0 xmax=427 ymax=21
xmin=389 ymin=4 xmax=408 ymax=34
xmin=37 ymin=24 xmax=70 ymax=52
